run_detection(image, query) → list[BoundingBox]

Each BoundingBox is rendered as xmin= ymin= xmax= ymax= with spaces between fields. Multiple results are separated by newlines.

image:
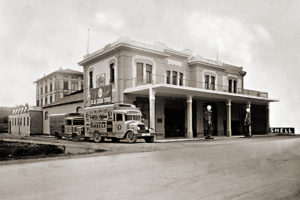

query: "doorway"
xmin=165 ymin=98 xmax=185 ymax=138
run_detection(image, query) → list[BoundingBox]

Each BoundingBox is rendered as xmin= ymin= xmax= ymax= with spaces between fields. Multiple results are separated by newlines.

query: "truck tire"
xmin=93 ymin=132 xmax=102 ymax=143
xmin=111 ymin=138 xmax=120 ymax=143
xmin=126 ymin=131 xmax=137 ymax=143
xmin=144 ymin=136 xmax=154 ymax=143
xmin=72 ymin=133 xmax=80 ymax=142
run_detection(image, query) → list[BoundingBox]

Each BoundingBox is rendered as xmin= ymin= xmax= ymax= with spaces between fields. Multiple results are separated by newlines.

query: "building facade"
xmin=42 ymin=90 xmax=83 ymax=134
xmin=34 ymin=68 xmax=84 ymax=107
xmin=9 ymin=106 xmax=43 ymax=136
xmin=79 ymin=38 xmax=277 ymax=139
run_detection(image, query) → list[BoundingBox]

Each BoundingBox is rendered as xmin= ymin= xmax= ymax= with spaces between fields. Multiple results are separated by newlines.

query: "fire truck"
xmin=85 ymin=103 xmax=155 ymax=143
xmin=49 ymin=113 xmax=84 ymax=141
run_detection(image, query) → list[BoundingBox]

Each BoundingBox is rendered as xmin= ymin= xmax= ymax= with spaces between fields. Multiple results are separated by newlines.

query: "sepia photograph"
xmin=0 ymin=0 xmax=299 ymax=199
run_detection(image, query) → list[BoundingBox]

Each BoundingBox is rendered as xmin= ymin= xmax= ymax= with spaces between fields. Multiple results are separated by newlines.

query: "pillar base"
xmin=187 ymin=132 xmax=193 ymax=139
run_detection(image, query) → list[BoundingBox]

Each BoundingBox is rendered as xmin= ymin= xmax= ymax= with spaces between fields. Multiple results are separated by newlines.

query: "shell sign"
xmin=91 ymin=84 xmax=112 ymax=105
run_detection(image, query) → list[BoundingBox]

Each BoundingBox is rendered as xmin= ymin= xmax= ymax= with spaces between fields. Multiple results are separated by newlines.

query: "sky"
xmin=0 ymin=0 xmax=300 ymax=132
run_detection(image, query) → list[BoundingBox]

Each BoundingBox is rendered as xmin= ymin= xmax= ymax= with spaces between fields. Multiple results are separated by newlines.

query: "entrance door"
xmin=113 ymin=113 xmax=124 ymax=137
xmin=165 ymin=98 xmax=185 ymax=138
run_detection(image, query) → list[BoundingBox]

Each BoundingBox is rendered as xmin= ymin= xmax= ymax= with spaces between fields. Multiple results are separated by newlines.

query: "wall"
xmin=30 ymin=111 xmax=43 ymax=134
xmin=43 ymin=102 xmax=83 ymax=134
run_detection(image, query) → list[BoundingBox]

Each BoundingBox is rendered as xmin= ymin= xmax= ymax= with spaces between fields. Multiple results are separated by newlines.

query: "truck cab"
xmin=64 ymin=113 xmax=85 ymax=141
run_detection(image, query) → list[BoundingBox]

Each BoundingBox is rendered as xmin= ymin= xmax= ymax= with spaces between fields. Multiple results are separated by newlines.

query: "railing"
xmin=122 ymin=74 xmax=268 ymax=98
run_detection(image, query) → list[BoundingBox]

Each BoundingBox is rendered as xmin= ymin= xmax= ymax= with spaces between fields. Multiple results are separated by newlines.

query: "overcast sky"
xmin=1 ymin=0 xmax=299 ymax=131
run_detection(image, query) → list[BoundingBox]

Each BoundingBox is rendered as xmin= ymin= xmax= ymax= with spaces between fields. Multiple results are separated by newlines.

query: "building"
xmin=79 ymin=38 xmax=277 ymax=139
xmin=34 ymin=68 xmax=84 ymax=107
xmin=9 ymin=105 xmax=43 ymax=136
xmin=0 ymin=107 xmax=13 ymax=133
xmin=42 ymin=90 xmax=84 ymax=134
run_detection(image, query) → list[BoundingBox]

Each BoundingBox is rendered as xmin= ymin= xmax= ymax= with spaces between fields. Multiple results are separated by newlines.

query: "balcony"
xmin=123 ymin=74 xmax=268 ymax=98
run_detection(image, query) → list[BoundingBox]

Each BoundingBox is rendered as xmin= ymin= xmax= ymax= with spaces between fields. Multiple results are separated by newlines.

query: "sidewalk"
xmin=154 ymin=134 xmax=280 ymax=143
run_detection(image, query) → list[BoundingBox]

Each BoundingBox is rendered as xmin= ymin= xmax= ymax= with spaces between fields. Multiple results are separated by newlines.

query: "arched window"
xmin=76 ymin=106 xmax=82 ymax=113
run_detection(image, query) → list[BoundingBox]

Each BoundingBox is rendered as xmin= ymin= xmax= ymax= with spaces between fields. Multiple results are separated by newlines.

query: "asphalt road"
xmin=1 ymin=136 xmax=300 ymax=200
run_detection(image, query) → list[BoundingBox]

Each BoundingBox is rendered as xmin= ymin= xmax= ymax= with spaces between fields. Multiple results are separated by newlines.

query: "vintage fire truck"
xmin=49 ymin=113 xmax=84 ymax=141
xmin=84 ymin=103 xmax=155 ymax=143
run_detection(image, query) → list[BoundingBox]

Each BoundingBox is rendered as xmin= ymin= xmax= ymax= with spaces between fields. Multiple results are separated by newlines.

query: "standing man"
xmin=244 ymin=107 xmax=251 ymax=137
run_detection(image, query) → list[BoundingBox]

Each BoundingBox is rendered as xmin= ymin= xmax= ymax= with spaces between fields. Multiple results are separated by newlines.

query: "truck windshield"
xmin=125 ymin=115 xmax=141 ymax=121
xmin=73 ymin=120 xmax=84 ymax=125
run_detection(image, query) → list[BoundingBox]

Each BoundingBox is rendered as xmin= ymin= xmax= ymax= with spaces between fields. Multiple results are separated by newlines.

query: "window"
xmin=45 ymin=111 xmax=48 ymax=120
xmin=172 ymin=71 xmax=177 ymax=85
xmin=50 ymin=96 xmax=52 ymax=103
xmin=40 ymin=87 xmax=43 ymax=94
xmin=66 ymin=120 xmax=72 ymax=125
xmin=125 ymin=115 xmax=141 ymax=121
xmin=179 ymin=73 xmax=183 ymax=86
xmin=20 ymin=117 xmax=22 ymax=126
xmin=63 ymin=81 xmax=68 ymax=90
xmin=23 ymin=117 xmax=25 ymax=126
xmin=81 ymin=82 xmax=84 ymax=90
xmin=45 ymin=85 xmax=47 ymax=93
xmin=76 ymin=106 xmax=82 ymax=113
xmin=146 ymin=64 xmax=152 ymax=84
xmin=50 ymin=83 xmax=52 ymax=92
xmin=116 ymin=113 xmax=123 ymax=121
xmin=40 ymin=98 xmax=43 ymax=106
xmin=27 ymin=117 xmax=29 ymax=126
xmin=45 ymin=97 xmax=48 ymax=105
xmin=229 ymin=79 xmax=232 ymax=92
xmin=233 ymin=80 xmax=237 ymax=93
xmin=73 ymin=120 xmax=84 ymax=125
xmin=228 ymin=79 xmax=237 ymax=93
xmin=210 ymin=76 xmax=215 ymax=90
xmin=110 ymin=63 xmax=115 ymax=83
xmin=205 ymin=75 xmax=209 ymax=89
xmin=205 ymin=75 xmax=215 ymax=90
xmin=36 ymin=100 xmax=39 ymax=106
xmin=89 ymin=71 xmax=93 ymax=88
xmin=71 ymin=82 xmax=78 ymax=90
xmin=166 ymin=71 xmax=171 ymax=84
xmin=136 ymin=63 xmax=143 ymax=83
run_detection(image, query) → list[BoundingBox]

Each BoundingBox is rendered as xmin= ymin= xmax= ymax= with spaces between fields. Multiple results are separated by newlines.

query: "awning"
xmin=124 ymin=83 xmax=278 ymax=104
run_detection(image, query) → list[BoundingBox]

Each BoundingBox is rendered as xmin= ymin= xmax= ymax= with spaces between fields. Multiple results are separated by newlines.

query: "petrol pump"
xmin=244 ymin=107 xmax=251 ymax=137
xmin=205 ymin=105 xmax=214 ymax=140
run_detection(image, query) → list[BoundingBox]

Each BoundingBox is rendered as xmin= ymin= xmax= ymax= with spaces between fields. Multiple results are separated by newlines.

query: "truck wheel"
xmin=126 ymin=131 xmax=137 ymax=143
xmin=111 ymin=138 xmax=120 ymax=143
xmin=93 ymin=132 xmax=102 ymax=143
xmin=144 ymin=136 xmax=154 ymax=143
xmin=72 ymin=133 xmax=80 ymax=142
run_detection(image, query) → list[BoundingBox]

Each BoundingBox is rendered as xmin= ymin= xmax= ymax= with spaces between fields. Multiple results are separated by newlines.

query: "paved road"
xmin=1 ymin=137 xmax=300 ymax=200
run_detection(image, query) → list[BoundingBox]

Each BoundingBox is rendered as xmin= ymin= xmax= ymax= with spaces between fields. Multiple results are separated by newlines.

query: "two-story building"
xmin=78 ymin=37 xmax=277 ymax=139
xmin=34 ymin=68 xmax=84 ymax=107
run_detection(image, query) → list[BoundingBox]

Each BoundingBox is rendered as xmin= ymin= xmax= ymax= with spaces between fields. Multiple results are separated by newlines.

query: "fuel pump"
xmin=205 ymin=105 xmax=214 ymax=139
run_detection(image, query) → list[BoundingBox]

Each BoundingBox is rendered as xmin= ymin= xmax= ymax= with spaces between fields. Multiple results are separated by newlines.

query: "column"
xmin=247 ymin=101 xmax=252 ymax=137
xmin=226 ymin=99 xmax=232 ymax=137
xmin=266 ymin=103 xmax=270 ymax=134
xmin=149 ymin=87 xmax=156 ymax=131
xmin=187 ymin=95 xmax=193 ymax=139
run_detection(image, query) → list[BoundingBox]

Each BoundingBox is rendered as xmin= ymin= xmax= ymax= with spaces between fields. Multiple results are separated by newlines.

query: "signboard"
xmin=269 ymin=127 xmax=295 ymax=134
xmin=91 ymin=84 xmax=112 ymax=105
xmin=96 ymin=73 xmax=105 ymax=87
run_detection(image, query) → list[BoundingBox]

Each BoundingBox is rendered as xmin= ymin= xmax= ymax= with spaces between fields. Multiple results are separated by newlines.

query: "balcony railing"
xmin=122 ymin=74 xmax=268 ymax=98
